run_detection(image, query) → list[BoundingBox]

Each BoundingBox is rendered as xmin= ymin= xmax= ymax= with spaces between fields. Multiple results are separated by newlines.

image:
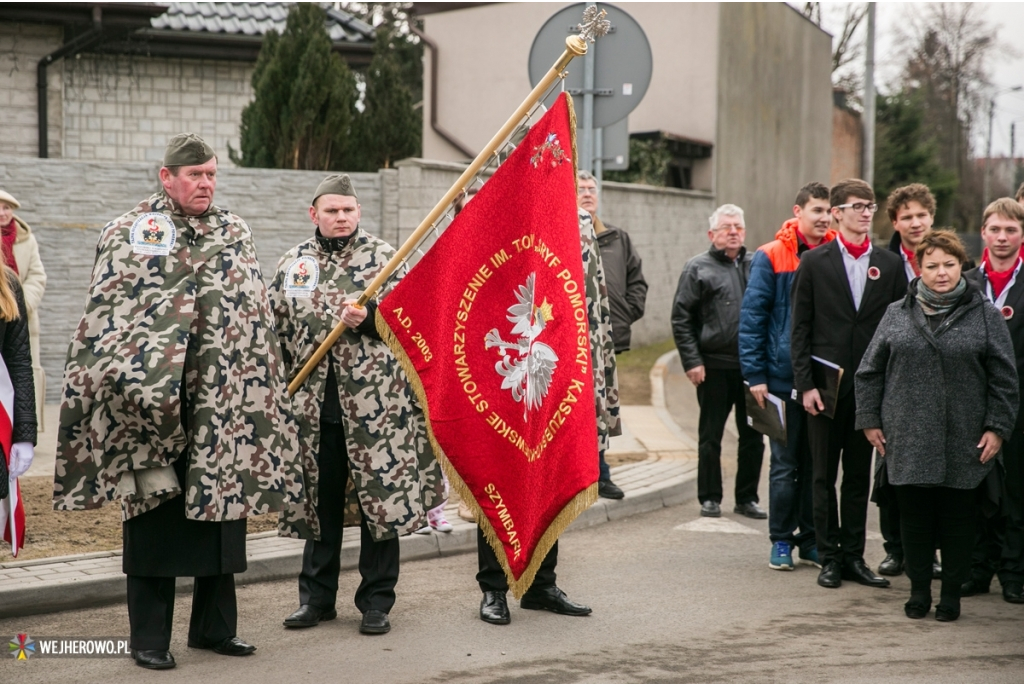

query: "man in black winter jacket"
xmin=672 ymin=204 xmax=766 ymax=520
xmin=577 ymin=171 xmax=648 ymax=352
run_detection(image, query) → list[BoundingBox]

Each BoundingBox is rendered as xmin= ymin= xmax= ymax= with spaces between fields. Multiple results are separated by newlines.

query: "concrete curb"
xmin=0 ymin=354 xmax=697 ymax=619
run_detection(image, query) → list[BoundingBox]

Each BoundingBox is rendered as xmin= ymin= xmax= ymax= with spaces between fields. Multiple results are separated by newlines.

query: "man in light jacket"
xmin=672 ymin=204 xmax=765 ymax=520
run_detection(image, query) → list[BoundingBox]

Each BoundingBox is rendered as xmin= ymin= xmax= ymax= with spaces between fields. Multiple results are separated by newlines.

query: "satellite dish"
xmin=527 ymin=3 xmax=653 ymax=129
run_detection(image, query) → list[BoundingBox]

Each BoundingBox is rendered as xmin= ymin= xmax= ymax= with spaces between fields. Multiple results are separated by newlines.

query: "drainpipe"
xmin=38 ymin=5 xmax=104 ymax=158
xmin=410 ymin=26 xmax=475 ymax=159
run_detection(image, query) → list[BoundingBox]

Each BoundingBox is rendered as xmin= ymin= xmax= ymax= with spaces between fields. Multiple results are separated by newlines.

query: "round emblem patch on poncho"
xmin=130 ymin=213 xmax=176 ymax=256
xmin=285 ymin=256 xmax=319 ymax=298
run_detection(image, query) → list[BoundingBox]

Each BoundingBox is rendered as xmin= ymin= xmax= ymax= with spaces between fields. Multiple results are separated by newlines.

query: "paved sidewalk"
xmin=1 ymin=353 xmax=696 ymax=618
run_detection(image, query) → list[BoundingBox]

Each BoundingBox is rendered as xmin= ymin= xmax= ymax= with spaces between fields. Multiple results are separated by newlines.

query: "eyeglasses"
xmin=835 ymin=202 xmax=878 ymax=213
xmin=577 ymin=186 xmax=598 ymax=196
xmin=712 ymin=224 xmax=744 ymax=233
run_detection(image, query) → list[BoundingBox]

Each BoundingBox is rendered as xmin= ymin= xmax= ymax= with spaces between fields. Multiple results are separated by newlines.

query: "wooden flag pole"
xmin=287 ymin=33 xmax=591 ymax=396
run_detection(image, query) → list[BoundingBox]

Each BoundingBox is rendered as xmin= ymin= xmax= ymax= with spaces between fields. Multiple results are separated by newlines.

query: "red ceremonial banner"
xmin=378 ymin=94 xmax=598 ymax=596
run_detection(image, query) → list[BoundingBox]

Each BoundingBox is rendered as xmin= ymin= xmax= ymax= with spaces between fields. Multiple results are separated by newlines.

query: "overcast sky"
xmin=800 ymin=2 xmax=1024 ymax=158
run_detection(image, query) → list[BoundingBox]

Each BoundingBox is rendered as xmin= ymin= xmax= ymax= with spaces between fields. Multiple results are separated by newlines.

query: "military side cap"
xmin=163 ymin=133 xmax=215 ymax=167
xmin=313 ymin=174 xmax=358 ymax=205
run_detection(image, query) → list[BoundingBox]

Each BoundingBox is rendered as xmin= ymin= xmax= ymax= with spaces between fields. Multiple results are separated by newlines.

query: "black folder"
xmin=744 ymin=383 xmax=787 ymax=445
xmin=810 ymin=356 xmax=844 ymax=419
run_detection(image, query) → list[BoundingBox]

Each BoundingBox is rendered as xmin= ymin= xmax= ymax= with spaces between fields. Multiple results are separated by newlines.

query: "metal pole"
xmin=862 ymin=2 xmax=876 ymax=186
xmin=594 ymin=127 xmax=603 ymax=191
xmin=581 ymin=4 xmax=597 ymax=173
xmin=1012 ymin=122 xmax=1016 ymax=162
xmin=984 ymin=97 xmax=994 ymax=205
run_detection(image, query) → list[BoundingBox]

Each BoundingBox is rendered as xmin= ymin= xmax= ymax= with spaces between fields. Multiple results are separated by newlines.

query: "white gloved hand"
xmin=8 ymin=442 xmax=34 ymax=480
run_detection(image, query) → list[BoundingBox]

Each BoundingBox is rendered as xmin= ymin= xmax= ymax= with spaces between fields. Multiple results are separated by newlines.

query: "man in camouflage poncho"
xmin=270 ymin=174 xmax=443 ymax=636
xmin=474 ymin=199 xmax=621 ymax=625
xmin=54 ymin=134 xmax=303 ymax=670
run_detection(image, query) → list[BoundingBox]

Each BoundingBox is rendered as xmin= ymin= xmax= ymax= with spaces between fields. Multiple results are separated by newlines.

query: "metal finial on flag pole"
xmin=287 ymin=8 xmax=605 ymax=396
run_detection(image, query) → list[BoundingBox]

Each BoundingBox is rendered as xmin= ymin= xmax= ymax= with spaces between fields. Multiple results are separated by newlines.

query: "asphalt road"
xmin=4 ymin=358 xmax=1022 ymax=682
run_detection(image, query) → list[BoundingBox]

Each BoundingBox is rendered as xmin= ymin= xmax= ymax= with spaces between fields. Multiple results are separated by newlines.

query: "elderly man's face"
xmin=708 ymin=214 xmax=745 ymax=252
xmin=0 ymin=202 xmax=13 ymax=227
xmin=577 ymin=178 xmax=599 ymax=215
xmin=311 ymin=194 xmax=361 ymax=238
xmin=159 ymin=158 xmax=217 ymax=216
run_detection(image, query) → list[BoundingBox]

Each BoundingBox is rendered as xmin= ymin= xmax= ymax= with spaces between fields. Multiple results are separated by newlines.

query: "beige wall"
xmin=0 ymin=23 xmax=64 ymax=159
xmin=831 ymin=105 xmax=862 ymax=185
xmin=422 ymin=2 xmax=720 ymax=189
xmin=715 ymin=3 xmax=833 ymax=248
xmin=63 ymin=55 xmax=254 ymax=164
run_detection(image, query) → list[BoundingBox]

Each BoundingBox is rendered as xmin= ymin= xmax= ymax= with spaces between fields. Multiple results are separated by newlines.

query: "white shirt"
xmin=899 ymin=248 xmax=917 ymax=282
xmin=981 ymin=257 xmax=1023 ymax=309
xmin=836 ymin=238 xmax=873 ymax=311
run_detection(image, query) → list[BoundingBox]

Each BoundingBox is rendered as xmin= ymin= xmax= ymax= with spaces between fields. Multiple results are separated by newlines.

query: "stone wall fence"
xmin=0 ymin=157 xmax=714 ymax=402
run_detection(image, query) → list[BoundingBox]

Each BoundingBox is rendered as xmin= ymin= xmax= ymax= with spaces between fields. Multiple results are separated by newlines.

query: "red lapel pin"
xmin=1002 ymin=305 xmax=1014 ymax=320
xmin=868 ymin=266 xmax=880 ymax=280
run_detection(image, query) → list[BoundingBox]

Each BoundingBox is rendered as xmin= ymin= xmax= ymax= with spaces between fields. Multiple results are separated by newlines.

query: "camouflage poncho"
xmin=54 ymin=192 xmax=304 ymax=522
xmin=270 ymin=229 xmax=444 ymax=542
xmin=580 ymin=209 xmax=622 ymax=451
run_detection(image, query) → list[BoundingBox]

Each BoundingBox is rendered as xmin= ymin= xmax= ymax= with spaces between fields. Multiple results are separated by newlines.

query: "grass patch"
xmin=615 ymin=338 xmax=677 ymax=405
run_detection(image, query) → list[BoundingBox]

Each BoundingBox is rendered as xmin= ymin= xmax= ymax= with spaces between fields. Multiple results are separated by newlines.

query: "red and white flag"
xmin=0 ymin=354 xmax=25 ymax=556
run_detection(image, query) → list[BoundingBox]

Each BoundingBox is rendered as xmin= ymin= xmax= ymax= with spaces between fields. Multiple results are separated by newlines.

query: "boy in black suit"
xmin=963 ymin=198 xmax=1024 ymax=604
xmin=791 ymin=178 xmax=907 ymax=589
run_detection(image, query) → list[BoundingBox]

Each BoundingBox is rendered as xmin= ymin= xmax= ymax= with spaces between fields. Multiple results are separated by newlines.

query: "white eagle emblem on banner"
xmin=485 ymin=272 xmax=559 ymax=417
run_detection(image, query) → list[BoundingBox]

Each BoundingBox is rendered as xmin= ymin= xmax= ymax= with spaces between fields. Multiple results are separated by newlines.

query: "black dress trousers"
xmin=971 ymin=431 xmax=1024 ymax=585
xmin=694 ymin=367 xmax=765 ymax=505
xmin=807 ymin=392 xmax=873 ymax=565
xmin=123 ymin=455 xmax=246 ymax=650
xmin=477 ymin=527 xmax=558 ymax=593
xmin=298 ymin=421 xmax=400 ymax=614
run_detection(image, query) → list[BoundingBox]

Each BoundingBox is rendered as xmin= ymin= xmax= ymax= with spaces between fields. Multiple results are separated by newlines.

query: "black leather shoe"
xmin=1002 ymin=582 xmax=1024 ymax=604
xmin=877 ymin=553 xmax=904 ymax=576
xmin=598 ymin=480 xmax=624 ymax=500
xmin=932 ymin=555 xmax=942 ymax=580
xmin=520 ymin=586 xmax=592 ymax=616
xmin=283 ymin=604 xmax=338 ymax=628
xmin=817 ymin=560 xmax=842 ymax=588
xmin=935 ymin=602 xmax=960 ymax=622
xmin=960 ymin=578 xmax=990 ymax=596
xmin=842 ymin=559 xmax=891 ymax=587
xmin=131 ymin=649 xmax=175 ymax=669
xmin=480 ymin=591 xmax=511 ymax=625
xmin=700 ymin=500 xmax=721 ymax=518
xmin=187 ymin=636 xmax=256 ymax=656
xmin=904 ymin=595 xmax=931 ymax=619
xmin=733 ymin=501 xmax=767 ymax=519
xmin=360 ymin=609 xmax=391 ymax=634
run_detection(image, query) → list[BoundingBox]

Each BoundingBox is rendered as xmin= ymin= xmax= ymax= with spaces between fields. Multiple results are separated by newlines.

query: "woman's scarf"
xmin=915 ymin=275 xmax=967 ymax=317
xmin=1 ymin=219 xmax=18 ymax=276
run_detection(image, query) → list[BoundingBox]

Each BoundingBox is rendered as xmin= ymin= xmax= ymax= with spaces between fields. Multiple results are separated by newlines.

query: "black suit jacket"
xmin=790 ymin=241 xmax=907 ymax=398
xmin=966 ymin=265 xmax=1024 ymax=429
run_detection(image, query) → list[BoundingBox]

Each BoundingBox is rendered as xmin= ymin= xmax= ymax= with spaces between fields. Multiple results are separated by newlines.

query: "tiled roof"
xmin=151 ymin=2 xmax=375 ymax=44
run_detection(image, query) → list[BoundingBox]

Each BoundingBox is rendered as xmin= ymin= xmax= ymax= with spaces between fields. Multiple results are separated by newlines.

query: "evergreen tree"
xmin=357 ymin=29 xmax=420 ymax=169
xmin=232 ymin=3 xmax=358 ymax=170
xmin=874 ymin=91 xmax=957 ymax=221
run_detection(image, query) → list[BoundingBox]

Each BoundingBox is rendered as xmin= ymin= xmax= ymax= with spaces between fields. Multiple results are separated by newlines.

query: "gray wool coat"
xmin=855 ymin=282 xmax=1019 ymax=489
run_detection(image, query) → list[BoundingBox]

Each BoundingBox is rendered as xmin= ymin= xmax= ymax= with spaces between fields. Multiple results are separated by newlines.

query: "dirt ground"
xmin=614 ymin=338 xmax=675 ymax=405
xmin=0 ymin=341 xmax=667 ymax=564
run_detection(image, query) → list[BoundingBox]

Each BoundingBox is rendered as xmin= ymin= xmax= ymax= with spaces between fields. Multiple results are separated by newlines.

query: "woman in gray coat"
xmin=855 ymin=230 xmax=1019 ymax=622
